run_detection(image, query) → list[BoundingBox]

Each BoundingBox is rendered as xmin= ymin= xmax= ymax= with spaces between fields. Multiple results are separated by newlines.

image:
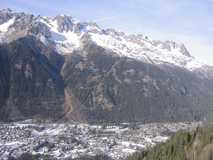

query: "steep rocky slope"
xmin=0 ymin=9 xmax=213 ymax=122
xmin=0 ymin=37 xmax=65 ymax=121
xmin=62 ymin=43 xmax=213 ymax=123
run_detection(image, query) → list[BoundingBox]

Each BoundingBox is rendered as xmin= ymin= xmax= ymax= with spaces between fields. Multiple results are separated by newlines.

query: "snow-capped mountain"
xmin=0 ymin=8 xmax=206 ymax=71
xmin=1 ymin=8 xmax=213 ymax=123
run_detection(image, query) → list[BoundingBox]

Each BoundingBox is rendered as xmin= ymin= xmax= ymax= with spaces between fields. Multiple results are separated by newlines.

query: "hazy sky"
xmin=1 ymin=0 xmax=213 ymax=64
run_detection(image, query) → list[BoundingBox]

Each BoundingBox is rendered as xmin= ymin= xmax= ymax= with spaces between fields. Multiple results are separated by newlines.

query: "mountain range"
xmin=0 ymin=8 xmax=213 ymax=123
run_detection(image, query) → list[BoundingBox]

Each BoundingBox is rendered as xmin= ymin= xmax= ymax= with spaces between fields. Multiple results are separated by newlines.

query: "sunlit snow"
xmin=0 ymin=17 xmax=15 ymax=32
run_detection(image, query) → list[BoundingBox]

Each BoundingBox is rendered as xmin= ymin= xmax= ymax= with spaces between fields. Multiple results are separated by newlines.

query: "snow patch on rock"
xmin=0 ymin=17 xmax=15 ymax=32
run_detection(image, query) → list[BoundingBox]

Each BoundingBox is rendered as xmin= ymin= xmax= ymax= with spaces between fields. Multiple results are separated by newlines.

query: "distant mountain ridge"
xmin=0 ymin=8 xmax=207 ymax=70
xmin=0 ymin=9 xmax=213 ymax=123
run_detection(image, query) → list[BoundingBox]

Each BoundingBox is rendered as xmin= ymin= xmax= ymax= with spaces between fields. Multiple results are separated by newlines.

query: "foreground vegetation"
xmin=128 ymin=126 xmax=213 ymax=160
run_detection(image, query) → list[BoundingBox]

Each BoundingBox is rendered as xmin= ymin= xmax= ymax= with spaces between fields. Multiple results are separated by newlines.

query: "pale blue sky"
xmin=1 ymin=0 xmax=213 ymax=64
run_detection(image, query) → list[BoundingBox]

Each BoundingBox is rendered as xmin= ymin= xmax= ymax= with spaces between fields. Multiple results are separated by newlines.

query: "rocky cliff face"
xmin=0 ymin=37 xmax=65 ymax=121
xmin=0 ymin=9 xmax=213 ymax=123
xmin=62 ymin=43 xmax=213 ymax=123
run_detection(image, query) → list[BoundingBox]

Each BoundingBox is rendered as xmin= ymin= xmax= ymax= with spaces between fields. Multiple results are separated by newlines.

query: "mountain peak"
xmin=0 ymin=8 xmax=12 ymax=13
xmin=0 ymin=9 xmax=205 ymax=70
xmin=152 ymin=40 xmax=192 ymax=57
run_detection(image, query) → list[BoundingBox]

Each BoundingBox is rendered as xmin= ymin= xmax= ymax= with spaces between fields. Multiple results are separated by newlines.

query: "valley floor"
xmin=0 ymin=121 xmax=201 ymax=160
